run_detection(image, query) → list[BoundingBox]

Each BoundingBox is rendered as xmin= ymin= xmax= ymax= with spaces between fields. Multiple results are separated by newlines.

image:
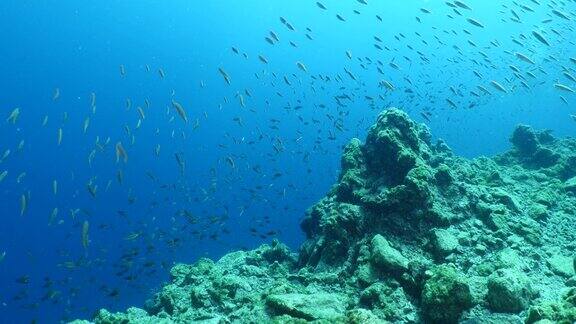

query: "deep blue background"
xmin=1 ymin=0 xmax=575 ymax=322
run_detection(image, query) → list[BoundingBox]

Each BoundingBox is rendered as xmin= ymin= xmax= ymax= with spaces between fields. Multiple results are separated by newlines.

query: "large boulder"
xmin=421 ymin=265 xmax=472 ymax=323
xmin=547 ymin=254 xmax=576 ymax=278
xmin=265 ymin=293 xmax=346 ymax=321
xmin=370 ymin=234 xmax=409 ymax=276
xmin=487 ymin=268 xmax=534 ymax=313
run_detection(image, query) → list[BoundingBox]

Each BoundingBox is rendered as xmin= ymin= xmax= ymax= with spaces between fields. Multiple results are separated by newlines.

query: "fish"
xmin=87 ymin=181 xmax=98 ymax=198
xmin=269 ymin=31 xmax=280 ymax=42
xmin=226 ymin=156 xmax=235 ymax=169
xmin=16 ymin=172 xmax=25 ymax=184
xmin=83 ymin=117 xmax=91 ymax=134
xmin=53 ymin=180 xmax=58 ymax=195
xmin=379 ymin=80 xmax=395 ymax=91
xmin=0 ymin=171 xmax=7 ymax=183
xmin=20 ymin=194 xmax=27 ymax=216
xmin=532 ymin=31 xmax=550 ymax=46
xmin=554 ymin=83 xmax=575 ymax=93
xmin=344 ymin=67 xmax=357 ymax=81
xmin=158 ymin=68 xmax=166 ymax=79
xmin=296 ymin=61 xmax=308 ymax=73
xmin=0 ymin=150 xmax=10 ymax=163
xmin=15 ymin=275 xmax=29 ymax=284
xmin=446 ymin=98 xmax=457 ymax=108
xmin=6 ymin=108 xmax=20 ymax=124
xmin=467 ymin=18 xmax=484 ymax=28
xmin=0 ymin=251 xmax=5 ymax=263
xmin=115 ymin=142 xmax=128 ymax=163
xmin=88 ymin=149 xmax=96 ymax=167
xmin=420 ymin=112 xmax=431 ymax=122
xmin=285 ymin=22 xmax=295 ymax=31
xmin=53 ymin=88 xmax=60 ymax=100
xmin=509 ymin=65 xmax=520 ymax=73
xmin=515 ymin=52 xmax=535 ymax=64
xmin=57 ymin=128 xmax=63 ymax=146
xmin=218 ymin=68 xmax=231 ymax=85
xmin=124 ymin=232 xmax=141 ymax=241
xmin=174 ymin=153 xmax=185 ymax=174
xmin=564 ymin=72 xmax=576 ymax=83
xmin=316 ymin=2 xmax=327 ymax=10
xmin=454 ymin=1 xmax=471 ymax=10
xmin=490 ymin=80 xmax=508 ymax=93
xmin=81 ymin=221 xmax=90 ymax=250
xmin=238 ymin=94 xmax=246 ymax=108
xmin=48 ymin=208 xmax=58 ymax=225
xmin=117 ymin=170 xmax=124 ymax=185
xmin=15 ymin=140 xmax=24 ymax=152
xmin=552 ymin=9 xmax=570 ymax=20
xmin=171 ymin=100 xmax=189 ymax=124
xmin=137 ymin=107 xmax=146 ymax=120
xmin=510 ymin=9 xmax=520 ymax=21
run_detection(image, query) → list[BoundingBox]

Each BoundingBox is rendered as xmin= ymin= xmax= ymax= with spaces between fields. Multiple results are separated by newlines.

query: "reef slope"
xmin=74 ymin=109 xmax=576 ymax=323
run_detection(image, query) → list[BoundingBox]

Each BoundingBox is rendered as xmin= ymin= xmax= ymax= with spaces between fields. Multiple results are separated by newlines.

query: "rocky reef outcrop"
xmin=73 ymin=108 xmax=576 ymax=323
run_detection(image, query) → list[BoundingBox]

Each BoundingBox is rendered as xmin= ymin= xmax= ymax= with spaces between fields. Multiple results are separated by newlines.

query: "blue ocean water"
xmin=0 ymin=0 xmax=574 ymax=322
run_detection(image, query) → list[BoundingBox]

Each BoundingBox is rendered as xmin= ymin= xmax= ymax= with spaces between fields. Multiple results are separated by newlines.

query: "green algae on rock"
xmin=74 ymin=108 xmax=576 ymax=323
xmin=421 ymin=264 xmax=472 ymax=323
xmin=526 ymin=288 xmax=576 ymax=324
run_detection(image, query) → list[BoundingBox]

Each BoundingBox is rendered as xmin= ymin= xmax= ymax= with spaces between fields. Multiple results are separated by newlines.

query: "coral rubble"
xmin=74 ymin=109 xmax=576 ymax=323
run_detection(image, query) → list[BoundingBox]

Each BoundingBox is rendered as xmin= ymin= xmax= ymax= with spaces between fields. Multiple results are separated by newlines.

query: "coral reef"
xmin=73 ymin=109 xmax=576 ymax=323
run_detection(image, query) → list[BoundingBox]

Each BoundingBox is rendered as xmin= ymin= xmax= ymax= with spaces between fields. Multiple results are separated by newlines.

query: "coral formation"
xmin=73 ymin=109 xmax=576 ymax=323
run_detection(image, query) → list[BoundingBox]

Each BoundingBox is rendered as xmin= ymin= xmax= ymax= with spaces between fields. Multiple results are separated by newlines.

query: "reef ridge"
xmin=73 ymin=108 xmax=576 ymax=324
